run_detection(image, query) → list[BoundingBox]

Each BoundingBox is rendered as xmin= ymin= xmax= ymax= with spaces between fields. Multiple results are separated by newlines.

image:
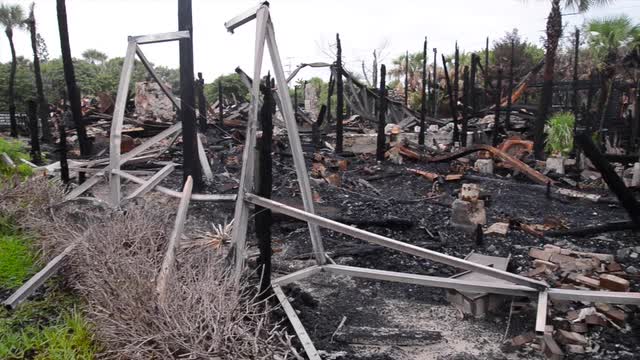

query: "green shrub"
xmin=545 ymin=112 xmax=575 ymax=157
xmin=0 ymin=137 xmax=32 ymax=178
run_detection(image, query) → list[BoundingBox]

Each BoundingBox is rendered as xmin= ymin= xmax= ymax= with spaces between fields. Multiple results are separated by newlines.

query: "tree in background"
xmin=491 ymin=29 xmax=544 ymax=79
xmin=81 ymin=49 xmax=107 ymax=65
xmin=533 ymin=0 xmax=611 ymax=159
xmin=0 ymin=3 xmax=26 ymax=137
xmin=26 ymin=2 xmax=51 ymax=142
xmin=586 ymin=15 xmax=640 ymax=133
xmin=204 ymin=73 xmax=249 ymax=104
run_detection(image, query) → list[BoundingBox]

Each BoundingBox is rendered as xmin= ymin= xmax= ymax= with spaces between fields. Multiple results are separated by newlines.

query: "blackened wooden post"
xmin=461 ymin=65 xmax=470 ymax=147
xmin=335 ymin=33 xmax=344 ymax=154
xmin=57 ymin=0 xmax=91 ymax=161
xmin=442 ymin=55 xmax=459 ymax=145
xmin=376 ymin=65 xmax=387 ymax=162
xmin=505 ymin=39 xmax=515 ymax=131
xmin=256 ymin=74 xmax=274 ymax=299
xmin=432 ymin=48 xmax=437 ymax=117
xmin=26 ymin=100 xmax=41 ymax=164
xmin=484 ymin=37 xmax=490 ymax=103
xmin=470 ymin=54 xmax=478 ymax=116
xmin=294 ymin=85 xmax=298 ymax=114
xmin=312 ymin=105 xmax=327 ymax=147
xmin=419 ymin=37 xmax=427 ymax=145
xmin=218 ymin=80 xmax=224 ymax=126
xmin=178 ymin=0 xmax=202 ymax=190
xmin=634 ymin=79 xmax=640 ymax=150
xmin=59 ymin=109 xmax=70 ymax=183
xmin=586 ymin=71 xmax=595 ymax=134
xmin=326 ymin=72 xmax=334 ymax=122
xmin=404 ymin=50 xmax=409 ymax=107
xmin=576 ymin=133 xmax=640 ymax=225
xmin=572 ymin=29 xmax=580 ymax=149
xmin=492 ymin=67 xmax=503 ymax=147
xmin=454 ymin=42 xmax=460 ymax=141
xmin=197 ymin=72 xmax=207 ymax=133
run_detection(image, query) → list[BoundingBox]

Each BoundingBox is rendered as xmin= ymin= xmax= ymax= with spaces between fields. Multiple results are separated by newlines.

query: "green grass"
xmin=0 ymin=233 xmax=36 ymax=289
xmin=0 ymin=293 xmax=99 ymax=359
xmin=0 ymin=137 xmax=33 ymax=178
xmin=0 ymin=215 xmax=99 ymax=359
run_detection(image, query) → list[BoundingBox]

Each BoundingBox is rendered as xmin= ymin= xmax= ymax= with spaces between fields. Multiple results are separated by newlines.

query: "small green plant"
xmin=0 ymin=295 xmax=99 ymax=359
xmin=0 ymin=137 xmax=32 ymax=178
xmin=545 ymin=112 xmax=575 ymax=157
xmin=0 ymin=213 xmax=36 ymax=290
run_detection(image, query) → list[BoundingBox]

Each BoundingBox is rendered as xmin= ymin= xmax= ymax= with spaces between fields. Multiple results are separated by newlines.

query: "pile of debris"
xmin=515 ymin=244 xmax=635 ymax=358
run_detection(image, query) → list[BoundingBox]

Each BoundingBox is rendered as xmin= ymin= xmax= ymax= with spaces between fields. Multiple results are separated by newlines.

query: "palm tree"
xmin=26 ymin=2 xmax=51 ymax=142
xmin=533 ymin=0 xmax=612 ymax=159
xmin=586 ymin=15 xmax=640 ymax=133
xmin=0 ymin=4 xmax=26 ymax=137
xmin=81 ymin=49 xmax=108 ymax=65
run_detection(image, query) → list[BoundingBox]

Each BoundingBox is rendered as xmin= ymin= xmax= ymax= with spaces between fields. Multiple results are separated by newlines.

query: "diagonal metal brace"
xmin=224 ymin=1 xmax=269 ymax=33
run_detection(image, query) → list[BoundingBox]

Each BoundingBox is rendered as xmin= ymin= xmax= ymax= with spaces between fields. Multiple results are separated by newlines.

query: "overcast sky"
xmin=2 ymin=0 xmax=640 ymax=83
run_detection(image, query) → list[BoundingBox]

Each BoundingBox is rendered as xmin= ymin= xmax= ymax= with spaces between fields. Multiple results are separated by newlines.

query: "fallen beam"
xmin=322 ymin=265 xmax=537 ymax=297
xmin=548 ymin=288 xmax=640 ymax=305
xmin=426 ymin=144 xmax=553 ymax=186
xmin=245 ymin=193 xmax=547 ymax=290
xmin=545 ymin=221 xmax=637 ymax=237
xmin=124 ymin=163 xmax=175 ymax=201
xmin=157 ymin=176 xmax=193 ymax=305
xmin=3 ymin=243 xmax=76 ymax=309
xmin=576 ymin=133 xmax=640 ymax=225
xmin=272 ymin=284 xmax=321 ymax=360
xmin=272 ymin=265 xmax=322 ymax=286
xmin=536 ymin=290 xmax=548 ymax=333
xmin=113 ymin=169 xmax=235 ymax=201
xmin=197 ymin=134 xmax=214 ymax=182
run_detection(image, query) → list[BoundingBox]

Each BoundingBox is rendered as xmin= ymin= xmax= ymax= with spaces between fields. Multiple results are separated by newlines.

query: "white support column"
xmin=265 ymin=19 xmax=326 ymax=265
xmin=109 ymin=40 xmax=138 ymax=207
xmin=230 ymin=5 xmax=269 ymax=277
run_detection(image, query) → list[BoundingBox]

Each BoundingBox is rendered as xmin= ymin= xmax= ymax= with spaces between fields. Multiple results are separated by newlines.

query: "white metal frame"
xmin=64 ymin=31 xmax=218 ymax=207
xmin=226 ymin=3 xmax=640 ymax=359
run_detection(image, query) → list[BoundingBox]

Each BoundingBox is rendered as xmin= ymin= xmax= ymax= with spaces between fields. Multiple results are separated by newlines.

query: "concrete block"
xmin=545 ymin=156 xmax=565 ymax=175
xmin=474 ymin=159 xmax=494 ymax=175
xmin=451 ymin=199 xmax=486 ymax=233
xmin=459 ymin=183 xmax=480 ymax=202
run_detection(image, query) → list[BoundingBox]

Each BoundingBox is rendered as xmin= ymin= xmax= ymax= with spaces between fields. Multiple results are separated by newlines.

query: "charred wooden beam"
xmin=178 ymin=0 xmax=202 ymax=190
xmin=469 ymin=54 xmax=478 ymax=116
xmin=197 ymin=72 xmax=207 ymax=133
xmin=484 ymin=37 xmax=490 ymax=101
xmin=419 ymin=38 xmax=427 ymax=145
xmin=575 ymin=133 xmax=640 ymax=225
xmin=454 ymin=42 xmax=460 ymax=143
xmin=461 ymin=65 xmax=470 ymax=146
xmin=376 ymin=65 xmax=387 ymax=162
xmin=26 ymin=100 xmax=41 ymax=164
xmin=492 ymin=67 xmax=503 ymax=147
xmin=256 ymin=74 xmax=274 ymax=299
xmin=505 ymin=40 xmax=515 ymax=131
xmin=432 ymin=48 xmax=438 ymax=117
xmin=57 ymin=0 xmax=91 ymax=163
xmin=335 ymin=33 xmax=344 ymax=154
xmin=404 ymin=50 xmax=409 ymax=107
xmin=59 ymin=110 xmax=70 ymax=183
xmin=442 ymin=54 xmax=459 ymax=144
xmin=545 ymin=221 xmax=637 ymax=237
